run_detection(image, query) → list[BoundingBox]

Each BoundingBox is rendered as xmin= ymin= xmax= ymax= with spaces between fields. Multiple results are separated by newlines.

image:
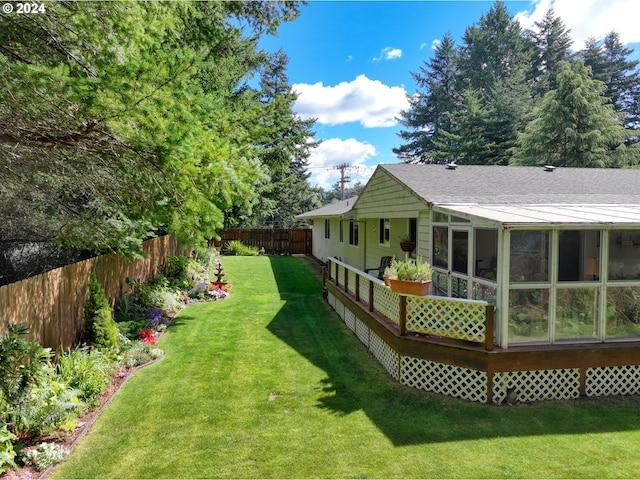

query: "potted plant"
xmin=385 ymin=255 xmax=433 ymax=296
xmin=399 ymin=235 xmax=416 ymax=252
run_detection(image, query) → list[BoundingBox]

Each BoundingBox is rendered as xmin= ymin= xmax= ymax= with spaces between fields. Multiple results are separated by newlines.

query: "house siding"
xmin=354 ymin=169 xmax=426 ymax=218
xmin=310 ymin=217 xmax=363 ymax=266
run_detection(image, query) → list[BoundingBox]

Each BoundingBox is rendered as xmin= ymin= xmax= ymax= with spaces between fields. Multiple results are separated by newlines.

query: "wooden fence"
xmin=214 ymin=228 xmax=312 ymax=255
xmin=0 ymin=236 xmax=185 ymax=350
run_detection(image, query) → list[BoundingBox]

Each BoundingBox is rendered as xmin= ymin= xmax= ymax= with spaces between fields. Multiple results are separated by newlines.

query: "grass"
xmin=50 ymin=256 xmax=640 ymax=478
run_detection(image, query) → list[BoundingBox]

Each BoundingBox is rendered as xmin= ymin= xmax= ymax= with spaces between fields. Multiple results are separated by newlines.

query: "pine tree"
xmin=454 ymin=1 xmax=534 ymax=164
xmin=527 ymin=8 xmax=573 ymax=95
xmin=248 ymin=50 xmax=320 ymax=228
xmin=512 ymin=61 xmax=629 ymax=167
xmin=394 ymin=32 xmax=458 ymax=163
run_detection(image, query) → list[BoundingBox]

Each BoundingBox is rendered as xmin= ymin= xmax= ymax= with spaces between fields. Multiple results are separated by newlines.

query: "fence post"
xmin=355 ymin=273 xmax=360 ymax=301
xmin=484 ymin=305 xmax=494 ymax=351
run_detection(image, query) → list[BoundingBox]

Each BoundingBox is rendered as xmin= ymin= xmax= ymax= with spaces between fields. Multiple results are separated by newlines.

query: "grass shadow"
xmin=266 ymin=256 xmax=640 ymax=447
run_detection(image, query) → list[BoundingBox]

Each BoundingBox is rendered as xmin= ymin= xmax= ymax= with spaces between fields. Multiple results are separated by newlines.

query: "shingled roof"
xmin=381 ymin=164 xmax=640 ymax=205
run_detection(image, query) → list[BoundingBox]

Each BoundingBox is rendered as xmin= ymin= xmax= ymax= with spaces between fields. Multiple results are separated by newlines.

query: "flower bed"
xmin=1 ymin=248 xmax=231 ymax=479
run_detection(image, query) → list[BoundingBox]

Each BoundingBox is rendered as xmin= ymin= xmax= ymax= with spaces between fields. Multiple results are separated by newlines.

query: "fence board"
xmin=214 ymin=228 xmax=311 ymax=255
xmin=0 ymin=236 xmax=185 ymax=350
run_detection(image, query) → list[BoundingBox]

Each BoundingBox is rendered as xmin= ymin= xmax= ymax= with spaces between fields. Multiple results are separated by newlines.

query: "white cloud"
xmin=308 ymin=138 xmax=377 ymax=188
xmin=373 ymin=47 xmax=403 ymax=62
xmin=292 ymin=74 xmax=409 ymax=128
xmin=515 ymin=0 xmax=640 ymax=48
xmin=430 ymin=39 xmax=441 ymax=51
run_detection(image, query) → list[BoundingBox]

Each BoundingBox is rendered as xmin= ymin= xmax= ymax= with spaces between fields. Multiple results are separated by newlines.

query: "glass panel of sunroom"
xmin=510 ymin=230 xmax=550 ymax=283
xmin=433 ymin=226 xmax=448 ymax=269
xmin=606 ymin=286 xmax=640 ymax=339
xmin=555 ymin=288 xmax=599 ymax=342
xmin=508 ymin=289 xmax=549 ymax=343
xmin=608 ymin=230 xmax=640 ymax=281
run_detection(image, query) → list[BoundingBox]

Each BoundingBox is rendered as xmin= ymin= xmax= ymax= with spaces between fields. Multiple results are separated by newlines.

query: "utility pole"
xmin=335 ymin=163 xmax=351 ymax=200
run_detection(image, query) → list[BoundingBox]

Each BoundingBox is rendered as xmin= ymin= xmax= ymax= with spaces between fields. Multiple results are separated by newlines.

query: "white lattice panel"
xmin=587 ymin=365 xmax=640 ymax=397
xmin=373 ymin=283 xmax=400 ymax=326
xmin=327 ymin=292 xmax=336 ymax=309
xmin=355 ymin=317 xmax=370 ymax=347
xmin=406 ymin=297 xmax=486 ymax=343
xmin=343 ymin=307 xmax=356 ymax=332
xmin=492 ymin=369 xmax=580 ymax=403
xmin=359 ymin=276 xmax=371 ymax=304
xmin=400 ymin=357 xmax=487 ymax=403
xmin=370 ymin=331 xmax=400 ymax=380
xmin=334 ymin=298 xmax=345 ymax=321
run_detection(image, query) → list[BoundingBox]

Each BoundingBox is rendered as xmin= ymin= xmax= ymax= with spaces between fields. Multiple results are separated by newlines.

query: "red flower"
xmin=138 ymin=328 xmax=157 ymax=346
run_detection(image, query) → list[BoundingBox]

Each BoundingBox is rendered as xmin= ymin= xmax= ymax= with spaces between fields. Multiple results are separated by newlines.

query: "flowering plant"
xmin=144 ymin=307 xmax=163 ymax=327
xmin=138 ymin=329 xmax=157 ymax=346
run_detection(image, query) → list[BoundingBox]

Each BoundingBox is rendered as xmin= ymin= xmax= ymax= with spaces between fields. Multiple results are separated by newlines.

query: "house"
xmin=298 ymin=164 xmax=640 ymax=404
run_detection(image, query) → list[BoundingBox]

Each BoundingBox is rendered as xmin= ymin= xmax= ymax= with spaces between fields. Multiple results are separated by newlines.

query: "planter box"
xmin=388 ymin=278 xmax=431 ymax=296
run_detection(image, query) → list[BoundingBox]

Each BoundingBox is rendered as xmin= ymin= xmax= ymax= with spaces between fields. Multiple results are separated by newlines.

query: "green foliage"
xmin=0 ymin=425 xmax=17 ymax=474
xmin=0 ymin=1 xmax=307 ymax=255
xmin=388 ymin=256 xmax=434 ymax=282
xmin=84 ymin=272 xmax=118 ymax=349
xmin=395 ymin=3 xmax=640 ymax=167
xmin=54 ymin=347 xmax=115 ymax=407
xmin=0 ymin=324 xmax=53 ymax=423
xmin=225 ymin=240 xmax=259 ymax=256
xmin=512 ymin=61 xmax=629 ymax=167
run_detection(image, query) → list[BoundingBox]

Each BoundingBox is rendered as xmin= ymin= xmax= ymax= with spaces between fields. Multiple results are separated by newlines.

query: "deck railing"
xmin=325 ymin=258 xmax=494 ymax=350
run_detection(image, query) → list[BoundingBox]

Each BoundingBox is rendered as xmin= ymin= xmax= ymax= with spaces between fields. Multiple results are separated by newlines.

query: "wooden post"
xmin=579 ymin=367 xmax=587 ymax=397
xmin=485 ymin=305 xmax=495 ymax=351
xmin=399 ymin=295 xmax=407 ymax=336
xmin=326 ymin=259 xmax=332 ymax=281
xmin=368 ymin=281 xmax=374 ymax=312
xmin=335 ymin=262 xmax=339 ymax=286
xmin=486 ymin=371 xmax=494 ymax=404
xmin=355 ymin=274 xmax=360 ymax=301
xmin=344 ymin=268 xmax=348 ymax=293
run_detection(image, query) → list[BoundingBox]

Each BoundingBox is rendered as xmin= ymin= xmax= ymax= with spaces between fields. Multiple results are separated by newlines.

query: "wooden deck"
xmin=324 ymin=259 xmax=640 ymax=404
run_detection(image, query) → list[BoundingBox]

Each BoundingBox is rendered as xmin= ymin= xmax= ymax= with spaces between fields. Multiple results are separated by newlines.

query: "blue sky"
xmin=259 ymin=0 xmax=640 ymax=190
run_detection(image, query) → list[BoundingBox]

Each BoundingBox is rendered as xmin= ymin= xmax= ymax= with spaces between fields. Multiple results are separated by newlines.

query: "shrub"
xmin=83 ymin=271 xmax=118 ymax=349
xmin=226 ymin=240 xmax=259 ymax=256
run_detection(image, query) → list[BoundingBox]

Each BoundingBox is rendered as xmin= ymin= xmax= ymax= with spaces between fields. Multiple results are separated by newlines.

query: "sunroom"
xmin=429 ymin=204 xmax=640 ymax=349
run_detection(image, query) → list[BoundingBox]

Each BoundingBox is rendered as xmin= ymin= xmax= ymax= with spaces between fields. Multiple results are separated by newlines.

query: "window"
xmin=324 ymin=219 xmax=330 ymax=239
xmin=475 ymin=229 xmax=498 ymax=281
xmin=349 ymin=220 xmax=359 ymax=246
xmin=508 ymin=289 xmax=549 ymax=343
xmin=339 ymin=220 xmax=344 ymax=243
xmin=510 ymin=230 xmax=550 ymax=282
xmin=379 ymin=218 xmax=390 ymax=245
xmin=433 ymin=211 xmax=448 ymax=223
xmin=608 ymin=230 xmax=640 ymax=280
xmin=433 ymin=226 xmax=448 ymax=269
xmin=558 ymin=230 xmax=600 ymax=282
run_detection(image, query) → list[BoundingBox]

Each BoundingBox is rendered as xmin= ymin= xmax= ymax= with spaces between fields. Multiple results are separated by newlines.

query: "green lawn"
xmin=50 ymin=256 xmax=640 ymax=478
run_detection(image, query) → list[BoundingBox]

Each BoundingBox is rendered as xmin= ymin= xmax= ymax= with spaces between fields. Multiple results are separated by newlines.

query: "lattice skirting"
xmin=400 ymin=357 xmax=487 ymax=403
xmin=492 ymin=369 xmax=580 ymax=403
xmin=326 ymin=292 xmax=640 ymax=404
xmin=586 ymin=365 xmax=640 ymax=396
